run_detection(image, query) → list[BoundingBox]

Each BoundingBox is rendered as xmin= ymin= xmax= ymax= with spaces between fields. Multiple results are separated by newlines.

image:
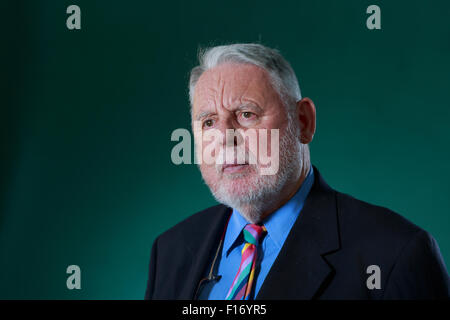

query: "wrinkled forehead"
xmin=192 ymin=63 xmax=277 ymax=111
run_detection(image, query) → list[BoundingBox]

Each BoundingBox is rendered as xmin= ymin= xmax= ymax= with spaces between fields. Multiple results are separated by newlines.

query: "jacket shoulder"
xmin=336 ymin=190 xmax=424 ymax=241
xmin=334 ymin=190 xmax=431 ymax=263
xmin=325 ymin=190 xmax=449 ymax=299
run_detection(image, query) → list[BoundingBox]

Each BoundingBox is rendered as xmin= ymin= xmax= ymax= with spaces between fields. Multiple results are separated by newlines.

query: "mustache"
xmin=214 ymin=146 xmax=258 ymax=172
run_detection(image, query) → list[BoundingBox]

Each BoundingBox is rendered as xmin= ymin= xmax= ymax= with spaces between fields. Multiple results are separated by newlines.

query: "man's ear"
xmin=296 ymin=97 xmax=316 ymax=144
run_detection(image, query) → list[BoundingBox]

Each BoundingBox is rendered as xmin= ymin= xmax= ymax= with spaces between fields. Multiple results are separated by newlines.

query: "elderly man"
xmin=145 ymin=43 xmax=449 ymax=300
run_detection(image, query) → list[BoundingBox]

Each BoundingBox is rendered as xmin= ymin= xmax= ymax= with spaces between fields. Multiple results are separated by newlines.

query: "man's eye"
xmin=203 ymin=119 xmax=214 ymax=128
xmin=241 ymin=112 xmax=255 ymax=119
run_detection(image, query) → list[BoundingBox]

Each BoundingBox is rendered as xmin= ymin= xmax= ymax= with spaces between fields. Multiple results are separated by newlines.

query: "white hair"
xmin=188 ymin=43 xmax=302 ymax=110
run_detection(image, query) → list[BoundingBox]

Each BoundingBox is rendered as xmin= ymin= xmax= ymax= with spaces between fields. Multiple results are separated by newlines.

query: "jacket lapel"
xmin=256 ymin=165 xmax=341 ymax=299
xmin=179 ymin=205 xmax=232 ymax=299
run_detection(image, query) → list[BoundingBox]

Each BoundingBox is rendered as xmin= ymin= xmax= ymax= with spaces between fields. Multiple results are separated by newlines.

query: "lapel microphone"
xmin=208 ymin=274 xmax=222 ymax=282
xmin=194 ymin=237 xmax=224 ymax=299
xmin=194 ymin=214 xmax=231 ymax=299
xmin=194 ymin=273 xmax=222 ymax=299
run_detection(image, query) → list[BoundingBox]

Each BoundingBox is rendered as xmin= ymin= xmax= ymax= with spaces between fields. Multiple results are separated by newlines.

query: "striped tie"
xmin=225 ymin=224 xmax=267 ymax=300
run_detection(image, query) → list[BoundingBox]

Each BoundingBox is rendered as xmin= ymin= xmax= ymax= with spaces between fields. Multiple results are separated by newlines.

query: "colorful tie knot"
xmin=243 ymin=224 xmax=267 ymax=245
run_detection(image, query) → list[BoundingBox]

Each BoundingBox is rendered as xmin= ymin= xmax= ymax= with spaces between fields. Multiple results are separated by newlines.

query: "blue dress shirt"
xmin=199 ymin=165 xmax=315 ymax=300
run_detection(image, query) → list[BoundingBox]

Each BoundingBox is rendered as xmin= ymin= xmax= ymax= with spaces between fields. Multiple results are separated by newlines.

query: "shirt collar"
xmin=223 ymin=206 xmax=248 ymax=257
xmin=223 ymin=164 xmax=315 ymax=256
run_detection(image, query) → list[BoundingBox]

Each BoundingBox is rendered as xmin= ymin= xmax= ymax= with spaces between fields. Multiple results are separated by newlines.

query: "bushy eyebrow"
xmin=195 ymin=111 xmax=215 ymax=121
xmin=235 ymin=103 xmax=263 ymax=114
xmin=194 ymin=103 xmax=263 ymax=121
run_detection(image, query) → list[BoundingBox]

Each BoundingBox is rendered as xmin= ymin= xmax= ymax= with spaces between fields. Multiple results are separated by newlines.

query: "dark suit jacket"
xmin=145 ymin=165 xmax=450 ymax=299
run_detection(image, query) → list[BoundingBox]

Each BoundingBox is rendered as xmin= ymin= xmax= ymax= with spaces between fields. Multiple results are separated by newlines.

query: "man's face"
xmin=192 ymin=63 xmax=302 ymax=213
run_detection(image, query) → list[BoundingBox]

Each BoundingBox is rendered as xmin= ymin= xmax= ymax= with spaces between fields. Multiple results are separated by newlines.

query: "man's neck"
xmin=238 ymin=164 xmax=311 ymax=224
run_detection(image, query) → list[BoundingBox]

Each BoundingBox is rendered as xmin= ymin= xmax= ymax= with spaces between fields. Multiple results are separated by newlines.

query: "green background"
xmin=2 ymin=0 xmax=449 ymax=299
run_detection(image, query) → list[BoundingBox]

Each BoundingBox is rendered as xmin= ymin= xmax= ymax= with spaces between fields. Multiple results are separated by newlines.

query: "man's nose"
xmin=216 ymin=118 xmax=244 ymax=147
